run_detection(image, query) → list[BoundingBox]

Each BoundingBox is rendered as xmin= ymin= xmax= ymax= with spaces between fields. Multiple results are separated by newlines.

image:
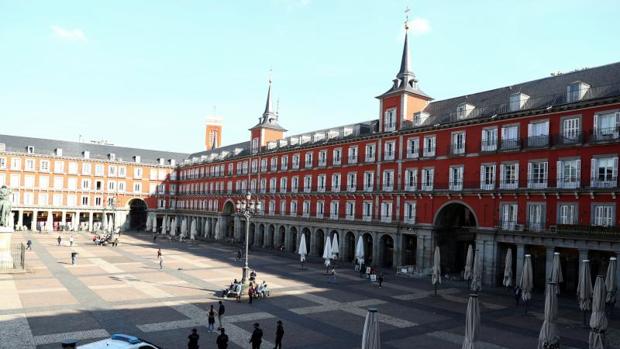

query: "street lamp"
xmin=236 ymin=192 xmax=261 ymax=284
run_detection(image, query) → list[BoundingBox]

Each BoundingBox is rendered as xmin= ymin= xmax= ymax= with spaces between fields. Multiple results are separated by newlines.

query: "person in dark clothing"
xmin=208 ymin=305 xmax=216 ymax=332
xmin=57 ymin=235 xmax=62 ymax=246
xmin=26 ymin=240 xmax=32 ymax=250
xmin=237 ymin=249 xmax=242 ymax=261
xmin=216 ymin=328 xmax=229 ymax=349
xmin=274 ymin=320 xmax=284 ymax=349
xmin=377 ymin=272 xmax=384 ymax=288
xmin=513 ymin=286 xmax=522 ymax=306
xmin=153 ymin=234 xmax=157 ymax=242
xmin=248 ymin=283 xmax=254 ymax=304
xmin=218 ymin=301 xmax=225 ymax=330
xmin=188 ymin=328 xmax=199 ymax=349
xmin=359 ymin=262 xmax=366 ymax=278
xmin=249 ymin=323 xmax=263 ymax=349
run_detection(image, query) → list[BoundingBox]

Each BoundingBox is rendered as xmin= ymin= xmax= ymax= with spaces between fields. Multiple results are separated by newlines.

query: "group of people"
xmin=93 ymin=232 xmax=118 ymax=246
xmin=354 ymin=260 xmax=385 ymax=287
xmin=187 ymin=320 xmax=284 ymax=349
xmin=247 ymin=280 xmax=270 ymax=303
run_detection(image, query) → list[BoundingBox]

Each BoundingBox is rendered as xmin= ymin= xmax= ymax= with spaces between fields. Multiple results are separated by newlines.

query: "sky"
xmin=1 ymin=0 xmax=619 ymax=153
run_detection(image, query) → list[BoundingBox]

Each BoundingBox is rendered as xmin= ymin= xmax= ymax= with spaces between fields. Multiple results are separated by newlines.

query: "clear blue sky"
xmin=1 ymin=0 xmax=618 ymax=153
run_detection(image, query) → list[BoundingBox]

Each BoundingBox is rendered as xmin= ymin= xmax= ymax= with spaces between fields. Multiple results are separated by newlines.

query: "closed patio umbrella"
xmin=520 ymin=254 xmax=533 ymax=313
xmin=550 ymin=252 xmax=563 ymax=291
xmin=589 ymin=275 xmax=608 ymax=349
xmin=605 ymin=257 xmax=617 ymax=308
xmin=578 ymin=259 xmax=593 ymax=326
xmin=432 ymin=246 xmax=441 ymax=295
xmin=214 ymin=219 xmax=220 ymax=239
xmin=503 ymin=248 xmax=513 ymax=288
xmin=190 ymin=218 xmax=197 ymax=240
xmin=145 ymin=215 xmax=152 ymax=232
xmin=355 ymin=236 xmax=365 ymax=265
xmin=462 ymin=294 xmax=480 ymax=349
xmin=204 ymin=219 xmax=209 ymax=237
xmin=464 ymin=244 xmax=474 ymax=281
xmin=323 ymin=236 xmax=333 ymax=267
xmin=537 ymin=283 xmax=560 ymax=349
xmin=170 ymin=217 xmax=177 ymax=236
xmin=152 ymin=217 xmax=158 ymax=234
xmin=107 ymin=215 xmax=114 ymax=232
xmin=46 ymin=213 xmax=54 ymax=232
xmin=331 ymin=234 xmax=339 ymax=260
xmin=72 ymin=213 xmax=78 ymax=232
xmin=361 ymin=308 xmax=380 ymax=349
xmin=470 ymin=250 xmax=482 ymax=293
xmin=298 ymin=233 xmax=308 ymax=268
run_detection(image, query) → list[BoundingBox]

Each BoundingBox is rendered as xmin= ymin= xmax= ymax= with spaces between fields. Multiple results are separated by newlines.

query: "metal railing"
xmin=526 ymin=135 xmax=550 ymax=148
xmin=500 ymin=138 xmax=521 ymax=151
xmin=0 ymin=243 xmax=25 ymax=272
xmin=591 ymin=127 xmax=620 ymax=143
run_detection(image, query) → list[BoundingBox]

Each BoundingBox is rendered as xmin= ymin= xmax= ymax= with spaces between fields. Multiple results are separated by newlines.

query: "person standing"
xmin=248 ymin=283 xmax=254 ymax=304
xmin=159 ymin=254 xmax=164 ymax=270
xmin=208 ymin=305 xmax=216 ymax=332
xmin=26 ymin=240 xmax=32 ymax=250
xmin=216 ymin=328 xmax=229 ymax=349
xmin=157 ymin=248 xmax=162 ymax=259
xmin=187 ymin=328 xmax=199 ymax=349
xmin=329 ymin=266 xmax=336 ymax=283
xmin=153 ymin=234 xmax=157 ymax=242
xmin=236 ymin=249 xmax=242 ymax=262
xmin=378 ymin=272 xmax=384 ymax=288
xmin=274 ymin=320 xmax=284 ymax=349
xmin=217 ymin=301 xmax=225 ymax=330
xmin=69 ymin=236 xmax=74 ymax=247
xmin=249 ymin=323 xmax=263 ymax=349
xmin=57 ymin=235 xmax=62 ymax=246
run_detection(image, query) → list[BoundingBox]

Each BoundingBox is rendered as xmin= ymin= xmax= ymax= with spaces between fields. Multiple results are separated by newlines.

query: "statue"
xmin=0 ymin=185 xmax=12 ymax=228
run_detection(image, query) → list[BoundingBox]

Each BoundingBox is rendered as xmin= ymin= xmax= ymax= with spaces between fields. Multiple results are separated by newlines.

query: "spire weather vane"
xmin=404 ymin=6 xmax=411 ymax=31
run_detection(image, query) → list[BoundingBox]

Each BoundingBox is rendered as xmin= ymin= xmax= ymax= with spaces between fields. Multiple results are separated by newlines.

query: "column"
xmin=32 ymin=210 xmax=38 ymax=231
xmin=416 ymin=230 xmax=432 ymax=273
xmin=545 ymin=246 xmax=555 ymax=282
xmin=579 ymin=248 xmax=589 ymax=262
xmin=477 ymin=238 xmax=497 ymax=287
xmin=88 ymin=211 xmax=94 ymax=232
xmin=283 ymin=225 xmax=291 ymax=252
xmin=371 ymin=232 xmax=381 ymax=267
xmin=393 ymin=233 xmax=403 ymax=268
xmin=516 ymin=244 xmax=525 ymax=282
xmin=17 ymin=210 xmax=23 ymax=228
xmin=309 ymin=228 xmax=317 ymax=256
xmin=61 ymin=211 xmax=67 ymax=227
xmin=48 ymin=210 xmax=53 ymax=231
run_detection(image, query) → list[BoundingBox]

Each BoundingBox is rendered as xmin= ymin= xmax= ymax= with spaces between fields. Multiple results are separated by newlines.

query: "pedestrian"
xmin=113 ymin=237 xmax=119 ymax=247
xmin=157 ymin=248 xmax=162 ymax=259
xmin=57 ymin=235 xmax=62 ymax=246
xmin=513 ymin=286 xmax=521 ymax=306
xmin=218 ymin=301 xmax=225 ymax=330
xmin=159 ymin=255 xmax=164 ymax=270
xmin=26 ymin=240 xmax=32 ymax=250
xmin=249 ymin=323 xmax=263 ymax=349
xmin=69 ymin=236 xmax=74 ymax=247
xmin=274 ymin=320 xmax=284 ymax=349
xmin=378 ymin=272 xmax=384 ymax=288
xmin=187 ymin=328 xmax=199 ymax=349
xmin=359 ymin=262 xmax=366 ymax=278
xmin=208 ymin=305 xmax=216 ymax=332
xmin=236 ymin=249 xmax=242 ymax=261
xmin=329 ymin=266 xmax=336 ymax=283
xmin=153 ymin=234 xmax=157 ymax=242
xmin=216 ymin=328 xmax=229 ymax=349
xmin=248 ymin=283 xmax=254 ymax=304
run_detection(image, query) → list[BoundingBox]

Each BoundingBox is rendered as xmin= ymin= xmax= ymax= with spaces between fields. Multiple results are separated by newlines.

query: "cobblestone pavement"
xmin=1 ymin=231 xmax=619 ymax=349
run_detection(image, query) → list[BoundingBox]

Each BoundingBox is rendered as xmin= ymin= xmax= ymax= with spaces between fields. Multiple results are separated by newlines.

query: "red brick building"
xmin=167 ymin=30 xmax=620 ymax=290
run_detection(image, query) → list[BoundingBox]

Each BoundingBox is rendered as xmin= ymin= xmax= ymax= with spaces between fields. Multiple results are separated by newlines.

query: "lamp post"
xmin=236 ymin=192 xmax=261 ymax=284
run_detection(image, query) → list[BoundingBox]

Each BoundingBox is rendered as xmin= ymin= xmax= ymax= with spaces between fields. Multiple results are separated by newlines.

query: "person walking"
xmin=274 ymin=320 xmax=284 ymax=349
xmin=249 ymin=323 xmax=263 ymax=349
xmin=69 ymin=236 xmax=74 ymax=247
xmin=159 ymin=254 xmax=164 ymax=270
xmin=217 ymin=301 xmax=225 ymax=330
xmin=157 ymin=248 xmax=162 ymax=259
xmin=513 ymin=285 xmax=522 ymax=306
xmin=216 ymin=328 xmax=229 ymax=349
xmin=26 ymin=240 xmax=32 ymax=250
xmin=208 ymin=305 xmax=216 ymax=332
xmin=329 ymin=266 xmax=336 ymax=283
xmin=153 ymin=234 xmax=157 ymax=242
xmin=248 ymin=283 xmax=254 ymax=304
xmin=378 ymin=272 xmax=384 ymax=288
xmin=236 ymin=249 xmax=242 ymax=262
xmin=57 ymin=235 xmax=62 ymax=246
xmin=187 ymin=328 xmax=199 ymax=349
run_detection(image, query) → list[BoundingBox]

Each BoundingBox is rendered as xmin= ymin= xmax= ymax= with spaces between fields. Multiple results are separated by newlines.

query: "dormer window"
xmin=83 ymin=151 xmax=90 ymax=159
xmin=413 ymin=112 xmax=430 ymax=126
xmin=313 ymin=132 xmax=325 ymax=142
xmin=252 ymin=138 xmax=259 ymax=153
xmin=567 ymin=81 xmax=590 ymax=103
xmin=55 ymin=148 xmax=63 ymax=156
xmin=384 ymin=108 xmax=396 ymax=132
xmin=158 ymin=158 xmax=164 ymax=165
xmin=133 ymin=155 xmax=141 ymax=163
xmin=456 ymin=103 xmax=475 ymax=119
xmin=108 ymin=153 xmax=116 ymax=161
xmin=169 ymin=159 xmax=176 ymax=166
xmin=509 ymin=93 xmax=529 ymax=112
xmin=26 ymin=146 xmax=34 ymax=154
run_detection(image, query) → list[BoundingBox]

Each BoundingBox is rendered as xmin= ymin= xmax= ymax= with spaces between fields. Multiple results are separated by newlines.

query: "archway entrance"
xmin=345 ymin=232 xmax=355 ymax=262
xmin=249 ymin=223 xmax=256 ymax=246
xmin=128 ymin=199 xmax=147 ymax=230
xmin=222 ymin=201 xmax=235 ymax=239
xmin=434 ymin=202 xmax=477 ymax=278
xmin=380 ymin=235 xmax=394 ymax=268
xmin=402 ymin=234 xmax=416 ymax=265
xmin=363 ymin=233 xmax=373 ymax=265
xmin=277 ymin=226 xmax=285 ymax=249
xmin=315 ymin=229 xmax=325 ymax=256
xmin=268 ymin=225 xmax=275 ymax=248
xmin=288 ymin=227 xmax=298 ymax=253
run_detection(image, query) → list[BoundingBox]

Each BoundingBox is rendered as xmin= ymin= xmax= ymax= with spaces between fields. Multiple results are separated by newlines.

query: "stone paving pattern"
xmin=1 ymin=231 xmax=619 ymax=349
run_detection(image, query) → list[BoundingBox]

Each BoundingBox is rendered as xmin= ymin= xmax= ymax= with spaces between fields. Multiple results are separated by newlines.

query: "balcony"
xmin=556 ymin=224 xmax=620 ymax=238
xmin=480 ymin=141 xmax=497 ymax=153
xmin=500 ymin=138 xmax=521 ymax=151
xmin=591 ymin=127 xmax=620 ymax=143
xmin=448 ymin=180 xmax=463 ymax=191
xmin=449 ymin=145 xmax=465 ymax=156
xmin=557 ymin=176 xmax=580 ymax=189
xmin=590 ymin=176 xmax=618 ymax=188
xmin=526 ymin=135 xmax=549 ymax=148
xmin=527 ymin=179 xmax=548 ymax=190
xmin=555 ymin=132 xmax=583 ymax=146
xmin=422 ymin=148 xmax=436 ymax=157
xmin=498 ymin=180 xmax=518 ymax=190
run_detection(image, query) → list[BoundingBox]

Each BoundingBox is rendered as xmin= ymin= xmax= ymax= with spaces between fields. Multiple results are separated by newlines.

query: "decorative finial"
xmin=268 ymin=68 xmax=272 ymax=84
xmin=404 ymin=6 xmax=411 ymax=31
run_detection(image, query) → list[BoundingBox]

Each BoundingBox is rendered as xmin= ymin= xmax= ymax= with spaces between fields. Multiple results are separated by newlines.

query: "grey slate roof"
xmin=418 ymin=62 xmax=620 ymax=127
xmin=188 ymin=141 xmax=251 ymax=159
xmin=0 ymin=134 xmax=189 ymax=166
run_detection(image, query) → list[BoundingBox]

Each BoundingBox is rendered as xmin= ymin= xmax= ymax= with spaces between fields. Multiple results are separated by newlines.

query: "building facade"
xmin=0 ymin=134 xmax=187 ymax=232
xmin=164 ymin=31 xmax=620 ymax=291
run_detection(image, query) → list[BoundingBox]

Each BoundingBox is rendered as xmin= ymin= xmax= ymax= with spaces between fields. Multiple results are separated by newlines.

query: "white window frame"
xmin=423 ymin=135 xmax=436 ymax=157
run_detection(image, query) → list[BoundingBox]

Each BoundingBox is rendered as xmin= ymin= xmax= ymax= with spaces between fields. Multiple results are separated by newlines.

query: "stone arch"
xmin=267 ymin=224 xmax=275 ymax=248
xmin=277 ymin=225 xmax=286 ymax=249
xmin=433 ymin=201 xmax=478 ymax=228
xmin=344 ymin=231 xmax=356 ymax=262
xmin=128 ymin=198 xmax=148 ymax=230
xmin=434 ymin=201 xmax=478 ymax=277
xmin=288 ymin=226 xmax=298 ymax=253
xmin=221 ymin=201 xmax=235 ymax=239
xmin=363 ymin=232 xmax=374 ymax=265
xmin=314 ymin=229 xmax=325 ymax=256
xmin=379 ymin=234 xmax=395 ymax=268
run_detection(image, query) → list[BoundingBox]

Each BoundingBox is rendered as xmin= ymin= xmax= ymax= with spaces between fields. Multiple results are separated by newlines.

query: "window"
xmin=40 ymin=160 xmax=50 ymax=172
xmin=67 ymin=177 xmax=77 ymax=190
xmin=318 ymin=150 xmax=327 ymax=166
xmin=365 ymin=143 xmax=375 ymax=162
xmin=268 ymin=201 xmax=276 ymax=215
xmin=500 ymin=203 xmax=518 ymax=230
xmin=364 ymin=171 xmax=374 ymax=192
xmin=302 ymin=201 xmax=311 ymax=217
xmin=451 ymin=131 xmax=466 ymax=155
xmin=500 ymin=162 xmax=519 ymax=189
xmin=22 ymin=192 xmax=32 ymax=205
xmin=0 ymin=158 xmax=5 ymax=169
xmin=251 ymin=160 xmax=258 ymax=173
xmin=404 ymin=168 xmax=417 ymax=191
xmin=316 ymin=201 xmax=325 ymax=218
xmin=480 ymin=164 xmax=496 ymax=190
xmin=252 ymin=138 xmax=259 ymax=153
xmin=280 ymin=200 xmax=287 ymax=215
xmin=345 ymin=201 xmax=355 ymax=220
xmin=333 ymin=148 xmax=342 ymax=166
xmin=404 ymin=201 xmax=416 ymax=224
xmin=305 ymin=152 xmax=313 ymax=168
xmin=54 ymin=160 xmax=64 ymax=173
xmin=382 ymin=170 xmax=394 ymax=191
xmin=10 ymin=174 xmax=19 ymax=187
xmin=107 ymin=180 xmax=116 ymax=192
xmin=592 ymin=204 xmax=615 ymax=227
xmin=53 ymin=176 xmax=64 ymax=189
xmin=67 ymin=195 xmax=76 ymax=207
xmin=108 ymin=165 xmax=117 ymax=177
xmin=260 ymin=159 xmax=267 ymax=172
xmin=269 ymin=178 xmax=277 ymax=193
xmin=384 ymin=141 xmax=396 ymax=160
xmin=133 ymin=182 xmax=142 ymax=193
xmin=270 ymin=158 xmax=278 ymax=171
xmin=456 ymin=103 xmax=474 ymax=119
xmin=557 ymin=159 xmax=580 ymax=189
xmin=421 ymin=168 xmax=434 ymax=191
xmin=591 ymin=156 xmax=618 ymax=188
xmin=423 ymin=135 xmax=436 ymax=157
xmin=292 ymin=154 xmax=300 ymax=169
xmin=406 ymin=137 xmax=419 ymax=159
xmin=593 ymin=111 xmax=620 ymax=141
xmin=11 ymin=158 xmax=21 ymax=170
xmin=330 ymin=201 xmax=339 ymax=219
xmin=81 ymin=195 xmax=89 ymax=206
xmin=501 ymin=125 xmax=519 ymax=150
xmin=290 ymin=201 xmax=298 ymax=217
xmin=303 ymin=175 xmax=312 ymax=193
xmin=39 ymin=176 xmax=49 ymax=188
xmin=348 ymin=146 xmax=358 ymax=164
xmin=24 ymin=175 xmax=34 ymax=188
xmin=380 ymin=202 xmax=393 ymax=222
xmin=280 ymin=177 xmax=287 ymax=193
xmin=38 ymin=193 xmax=48 ymax=206
xmin=528 ymin=161 xmax=548 ymax=189
xmin=95 ymin=164 xmax=104 ymax=176
xmin=481 ymin=127 xmax=498 ymax=152
xmin=527 ymin=203 xmax=545 ymax=231
xmin=347 ymin=172 xmax=357 ymax=192
xmin=281 ymin=156 xmax=288 ymax=171
xmin=363 ymin=201 xmax=372 ymax=221
xmin=331 ymin=173 xmax=341 ymax=192
xmin=567 ymin=82 xmax=589 ymax=103
xmin=558 ymin=203 xmax=578 ymax=225
xmin=527 ymin=120 xmax=549 ymax=147
xmin=509 ymin=93 xmax=529 ymax=112
xmin=384 ymin=108 xmax=396 ymax=131
xmin=560 ymin=117 xmax=581 ymax=144
xmin=291 ymin=176 xmax=299 ymax=193
xmin=82 ymin=179 xmax=90 ymax=190
xmin=449 ymin=165 xmax=464 ymax=191
xmin=25 ymin=159 xmax=35 ymax=171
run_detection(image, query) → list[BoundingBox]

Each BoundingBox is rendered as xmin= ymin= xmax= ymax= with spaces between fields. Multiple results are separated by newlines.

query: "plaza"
xmin=1 ymin=230 xmax=618 ymax=348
